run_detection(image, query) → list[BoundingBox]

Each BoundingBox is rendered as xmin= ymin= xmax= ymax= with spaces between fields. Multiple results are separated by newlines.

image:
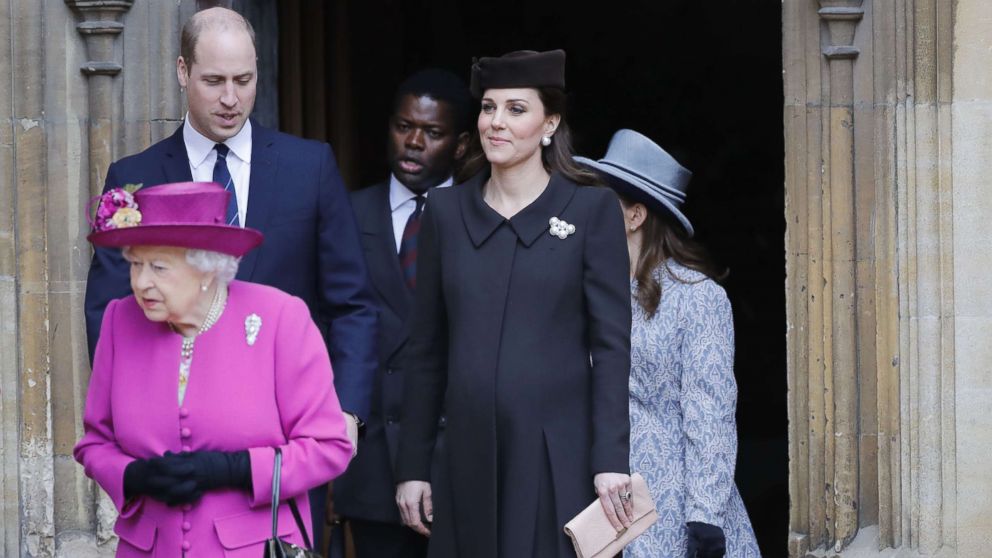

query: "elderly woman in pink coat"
xmin=74 ymin=182 xmax=353 ymax=556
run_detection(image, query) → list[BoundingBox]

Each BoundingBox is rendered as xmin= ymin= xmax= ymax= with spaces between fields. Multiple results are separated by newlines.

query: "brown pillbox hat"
xmin=469 ymin=49 xmax=566 ymax=98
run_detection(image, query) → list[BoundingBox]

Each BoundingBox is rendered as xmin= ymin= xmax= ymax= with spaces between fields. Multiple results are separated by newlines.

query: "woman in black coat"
xmin=395 ymin=50 xmax=634 ymax=558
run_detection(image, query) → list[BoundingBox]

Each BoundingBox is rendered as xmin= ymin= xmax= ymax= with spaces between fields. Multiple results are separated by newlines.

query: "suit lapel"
xmin=238 ymin=121 xmax=279 ymax=280
xmin=365 ymin=183 xmax=412 ymax=321
xmin=162 ymin=126 xmax=194 ymax=183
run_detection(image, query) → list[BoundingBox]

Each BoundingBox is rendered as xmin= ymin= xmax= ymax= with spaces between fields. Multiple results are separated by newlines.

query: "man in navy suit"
xmin=333 ymin=69 xmax=471 ymax=558
xmin=82 ymin=7 xmax=376 ymax=539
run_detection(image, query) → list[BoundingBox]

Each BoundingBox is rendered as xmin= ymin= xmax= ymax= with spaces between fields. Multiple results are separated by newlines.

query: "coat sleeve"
xmin=73 ymin=299 xmax=142 ymax=518
xmin=583 ymin=189 xmax=633 ymax=475
xmin=314 ymin=142 xmax=378 ymax=420
xmin=247 ymin=295 xmax=353 ymax=507
xmin=679 ymin=280 xmax=738 ymax=527
xmin=394 ymin=202 xmax=448 ymax=483
xmin=84 ymin=163 xmax=135 ymax=362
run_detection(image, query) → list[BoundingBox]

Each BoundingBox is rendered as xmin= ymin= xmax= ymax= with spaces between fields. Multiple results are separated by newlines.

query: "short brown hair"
xmin=180 ymin=8 xmax=256 ymax=68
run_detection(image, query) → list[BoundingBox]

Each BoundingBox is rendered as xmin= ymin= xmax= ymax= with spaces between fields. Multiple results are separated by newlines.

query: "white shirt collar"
xmin=388 ymin=174 xmax=453 ymax=212
xmin=183 ymin=114 xmax=253 ymax=169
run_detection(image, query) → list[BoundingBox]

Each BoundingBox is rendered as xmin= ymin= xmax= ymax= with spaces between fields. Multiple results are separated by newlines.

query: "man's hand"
xmin=396 ymin=480 xmax=433 ymax=537
xmin=343 ymin=412 xmax=360 ymax=457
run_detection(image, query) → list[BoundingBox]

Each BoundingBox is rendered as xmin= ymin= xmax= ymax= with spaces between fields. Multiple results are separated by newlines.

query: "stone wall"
xmin=950 ymin=1 xmax=992 ymax=556
xmin=785 ymin=0 xmax=992 ymax=555
xmin=0 ymin=1 xmax=193 ymax=555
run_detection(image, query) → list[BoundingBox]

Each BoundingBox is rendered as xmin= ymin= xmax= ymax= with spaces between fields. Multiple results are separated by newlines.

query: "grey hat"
xmin=575 ymin=129 xmax=694 ymax=237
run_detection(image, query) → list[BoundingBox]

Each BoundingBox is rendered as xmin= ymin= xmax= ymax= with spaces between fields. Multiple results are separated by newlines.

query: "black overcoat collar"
xmin=460 ymin=170 xmax=577 ymax=248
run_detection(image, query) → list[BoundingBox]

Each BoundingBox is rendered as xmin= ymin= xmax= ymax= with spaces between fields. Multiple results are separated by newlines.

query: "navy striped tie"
xmin=398 ymin=195 xmax=426 ymax=290
xmin=213 ymin=143 xmax=239 ymax=227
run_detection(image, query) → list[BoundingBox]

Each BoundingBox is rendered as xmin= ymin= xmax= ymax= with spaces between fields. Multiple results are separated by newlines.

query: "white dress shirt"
xmin=183 ymin=116 xmax=252 ymax=226
xmin=389 ymin=174 xmax=452 ymax=253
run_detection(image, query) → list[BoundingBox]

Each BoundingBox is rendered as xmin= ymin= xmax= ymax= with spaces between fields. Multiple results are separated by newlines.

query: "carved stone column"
xmin=62 ymin=0 xmax=133 ymax=551
xmin=899 ymin=1 xmax=956 ymax=553
xmin=785 ymin=0 xmax=870 ymax=554
xmin=65 ymin=0 xmax=134 ymax=198
xmin=818 ymin=0 xmax=864 ymax=551
xmin=787 ymin=0 xmax=960 ymax=555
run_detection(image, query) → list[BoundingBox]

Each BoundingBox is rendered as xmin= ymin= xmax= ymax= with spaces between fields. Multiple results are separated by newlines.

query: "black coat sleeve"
xmin=583 ymin=189 xmax=632 ymax=474
xmin=395 ymin=202 xmax=448 ymax=482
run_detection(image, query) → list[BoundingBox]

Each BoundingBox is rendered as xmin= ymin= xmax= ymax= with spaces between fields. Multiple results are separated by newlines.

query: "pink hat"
xmin=87 ymin=182 xmax=263 ymax=257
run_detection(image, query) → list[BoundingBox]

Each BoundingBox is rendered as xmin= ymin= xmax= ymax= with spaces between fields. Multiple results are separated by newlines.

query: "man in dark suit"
xmin=333 ymin=69 xmax=471 ymax=558
xmin=82 ymin=7 xmax=377 ymax=538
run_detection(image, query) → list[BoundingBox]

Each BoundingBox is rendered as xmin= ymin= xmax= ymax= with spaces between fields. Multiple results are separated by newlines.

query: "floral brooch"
xmin=88 ymin=184 xmax=143 ymax=232
xmin=549 ymin=217 xmax=576 ymax=240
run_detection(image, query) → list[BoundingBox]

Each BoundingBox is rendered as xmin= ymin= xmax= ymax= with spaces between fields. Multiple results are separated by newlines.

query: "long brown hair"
xmin=456 ymin=87 xmax=599 ymax=185
xmin=624 ymin=196 xmax=728 ymax=318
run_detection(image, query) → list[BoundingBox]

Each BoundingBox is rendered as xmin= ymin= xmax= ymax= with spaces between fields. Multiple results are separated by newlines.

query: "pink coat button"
xmin=182 ymin=540 xmax=191 ymax=550
xmin=181 ymin=445 xmax=191 ymax=452
xmin=179 ymin=407 xmax=189 ymax=417
xmin=180 ymin=427 xmax=191 ymax=438
xmin=182 ymin=521 xmax=191 ymax=531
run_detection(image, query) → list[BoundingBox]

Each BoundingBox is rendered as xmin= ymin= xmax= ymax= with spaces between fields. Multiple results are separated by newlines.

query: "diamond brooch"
xmin=549 ymin=217 xmax=576 ymax=240
xmin=245 ymin=313 xmax=262 ymax=346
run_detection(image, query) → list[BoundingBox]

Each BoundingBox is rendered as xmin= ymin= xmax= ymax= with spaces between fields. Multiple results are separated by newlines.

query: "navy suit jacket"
xmin=83 ymin=121 xmax=378 ymax=419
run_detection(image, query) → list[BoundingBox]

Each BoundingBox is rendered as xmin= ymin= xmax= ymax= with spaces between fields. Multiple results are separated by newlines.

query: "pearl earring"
xmin=541 ymin=136 xmax=552 ymax=147
xmin=630 ymin=225 xmax=637 ymax=232
xmin=201 ymin=283 xmax=208 ymax=292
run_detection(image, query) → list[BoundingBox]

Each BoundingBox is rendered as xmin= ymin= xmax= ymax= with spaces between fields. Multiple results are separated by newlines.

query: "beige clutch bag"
xmin=563 ymin=473 xmax=658 ymax=558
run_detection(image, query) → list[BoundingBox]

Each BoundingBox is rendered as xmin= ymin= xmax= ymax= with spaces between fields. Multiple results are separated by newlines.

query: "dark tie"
xmin=213 ymin=143 xmax=240 ymax=227
xmin=398 ymin=195 xmax=426 ymax=290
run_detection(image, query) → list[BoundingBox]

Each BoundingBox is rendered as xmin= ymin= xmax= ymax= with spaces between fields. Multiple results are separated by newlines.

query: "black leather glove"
xmin=686 ymin=521 xmax=726 ymax=558
xmin=158 ymin=450 xmax=252 ymax=494
xmin=123 ymin=457 xmax=197 ymax=506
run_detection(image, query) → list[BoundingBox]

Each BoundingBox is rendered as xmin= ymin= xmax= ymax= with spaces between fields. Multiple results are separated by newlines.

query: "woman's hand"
xmin=594 ymin=472 xmax=634 ymax=531
xmin=686 ymin=521 xmax=726 ymax=558
xmin=157 ymin=450 xmax=251 ymax=493
xmin=396 ymin=480 xmax=433 ymax=537
xmin=123 ymin=457 xmax=197 ymax=505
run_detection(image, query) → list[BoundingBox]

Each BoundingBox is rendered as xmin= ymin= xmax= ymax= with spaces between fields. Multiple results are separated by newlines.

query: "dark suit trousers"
xmin=349 ymin=518 xmax=428 ymax=558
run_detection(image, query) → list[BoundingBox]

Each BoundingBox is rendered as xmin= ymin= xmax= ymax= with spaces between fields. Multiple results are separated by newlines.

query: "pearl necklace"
xmin=180 ymin=285 xmax=227 ymax=362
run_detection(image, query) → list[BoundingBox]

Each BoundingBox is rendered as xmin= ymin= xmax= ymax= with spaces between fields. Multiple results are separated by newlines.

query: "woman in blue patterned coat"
xmin=577 ymin=130 xmax=760 ymax=558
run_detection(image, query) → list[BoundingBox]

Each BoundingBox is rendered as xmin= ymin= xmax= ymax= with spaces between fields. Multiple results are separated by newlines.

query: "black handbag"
xmin=264 ymin=448 xmax=323 ymax=558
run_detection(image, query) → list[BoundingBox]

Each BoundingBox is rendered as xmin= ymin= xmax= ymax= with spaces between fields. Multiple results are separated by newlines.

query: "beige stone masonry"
xmin=786 ymin=0 xmax=992 ymax=555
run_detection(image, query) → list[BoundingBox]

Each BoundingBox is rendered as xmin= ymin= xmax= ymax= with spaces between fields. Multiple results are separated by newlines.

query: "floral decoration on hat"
xmin=88 ymin=184 xmax=143 ymax=232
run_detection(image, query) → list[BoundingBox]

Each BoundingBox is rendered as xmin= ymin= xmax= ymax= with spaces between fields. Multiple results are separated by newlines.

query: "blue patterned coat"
xmin=626 ymin=263 xmax=760 ymax=557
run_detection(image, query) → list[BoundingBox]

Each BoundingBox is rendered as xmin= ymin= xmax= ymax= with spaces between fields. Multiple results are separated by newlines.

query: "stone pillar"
xmin=785 ymin=0 xmax=961 ymax=555
xmin=818 ymin=1 xmax=865 ymax=549
xmin=8 ymin=2 xmax=56 ymax=555
xmin=895 ymin=1 xmax=956 ymax=553
xmin=952 ymin=1 xmax=992 ymax=555
xmin=60 ymin=1 xmax=132 ymax=553
xmin=65 ymin=1 xmax=133 ymax=198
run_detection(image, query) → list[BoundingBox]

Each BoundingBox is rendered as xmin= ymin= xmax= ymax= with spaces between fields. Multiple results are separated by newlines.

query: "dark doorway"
xmin=276 ymin=1 xmax=787 ymax=555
